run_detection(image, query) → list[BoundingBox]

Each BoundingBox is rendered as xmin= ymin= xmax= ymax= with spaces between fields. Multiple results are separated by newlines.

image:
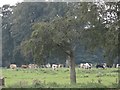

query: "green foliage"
xmin=2 ymin=2 xmax=119 ymax=68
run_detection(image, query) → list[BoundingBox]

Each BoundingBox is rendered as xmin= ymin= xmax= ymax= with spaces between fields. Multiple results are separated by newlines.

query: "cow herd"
xmin=10 ymin=64 xmax=38 ymax=69
xmin=79 ymin=63 xmax=120 ymax=69
xmin=9 ymin=63 xmax=64 ymax=70
xmin=9 ymin=63 xmax=120 ymax=70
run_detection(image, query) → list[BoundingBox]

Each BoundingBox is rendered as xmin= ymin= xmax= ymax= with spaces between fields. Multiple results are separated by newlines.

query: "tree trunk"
xmin=68 ymin=51 xmax=76 ymax=84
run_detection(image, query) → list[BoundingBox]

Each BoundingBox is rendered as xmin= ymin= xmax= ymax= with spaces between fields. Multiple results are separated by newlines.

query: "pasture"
xmin=0 ymin=67 xmax=119 ymax=88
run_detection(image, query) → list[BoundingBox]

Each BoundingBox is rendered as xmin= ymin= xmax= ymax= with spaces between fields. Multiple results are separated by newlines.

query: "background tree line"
xmin=1 ymin=2 xmax=119 ymax=68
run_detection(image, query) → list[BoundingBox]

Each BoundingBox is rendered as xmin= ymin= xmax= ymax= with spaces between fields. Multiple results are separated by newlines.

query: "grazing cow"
xmin=10 ymin=64 xmax=17 ymax=69
xmin=28 ymin=64 xmax=33 ymax=69
xmin=46 ymin=63 xmax=51 ymax=68
xmin=41 ymin=65 xmax=46 ymax=68
xmin=106 ymin=65 xmax=113 ymax=68
xmin=101 ymin=63 xmax=112 ymax=68
xmin=79 ymin=63 xmax=92 ymax=69
xmin=80 ymin=63 xmax=84 ymax=68
xmin=96 ymin=64 xmax=106 ymax=69
xmin=89 ymin=63 xmax=92 ymax=67
xmin=21 ymin=65 xmax=28 ymax=69
xmin=58 ymin=64 xmax=64 ymax=68
xmin=28 ymin=64 xmax=38 ymax=69
xmin=116 ymin=64 xmax=120 ymax=68
xmin=84 ymin=63 xmax=91 ymax=69
xmin=52 ymin=64 xmax=58 ymax=70
xmin=112 ymin=64 xmax=116 ymax=68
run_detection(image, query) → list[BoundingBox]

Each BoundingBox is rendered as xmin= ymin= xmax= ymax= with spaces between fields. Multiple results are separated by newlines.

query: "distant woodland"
xmin=1 ymin=2 xmax=119 ymax=67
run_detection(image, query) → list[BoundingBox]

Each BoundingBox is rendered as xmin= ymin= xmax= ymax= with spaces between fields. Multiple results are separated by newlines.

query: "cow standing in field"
xmin=41 ymin=65 xmax=46 ymax=68
xmin=101 ymin=63 xmax=113 ymax=68
xmin=28 ymin=64 xmax=33 ymax=69
xmin=58 ymin=64 xmax=64 ymax=68
xmin=52 ymin=64 xmax=58 ymax=70
xmin=96 ymin=63 xmax=106 ymax=69
xmin=10 ymin=64 xmax=17 ymax=69
xmin=84 ymin=63 xmax=92 ymax=69
xmin=116 ymin=64 xmax=120 ymax=68
xmin=79 ymin=63 xmax=92 ymax=69
xmin=46 ymin=63 xmax=51 ymax=68
xmin=89 ymin=63 xmax=92 ymax=68
xmin=28 ymin=64 xmax=38 ymax=69
xmin=80 ymin=63 xmax=84 ymax=68
xmin=106 ymin=65 xmax=113 ymax=68
xmin=21 ymin=65 xmax=29 ymax=69
xmin=112 ymin=64 xmax=116 ymax=68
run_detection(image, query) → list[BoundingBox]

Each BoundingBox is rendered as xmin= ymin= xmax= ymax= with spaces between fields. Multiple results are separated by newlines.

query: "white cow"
xmin=80 ymin=63 xmax=92 ymax=69
xmin=116 ymin=64 xmax=120 ymax=68
xmin=84 ymin=63 xmax=91 ymax=69
xmin=52 ymin=64 xmax=58 ymax=70
xmin=10 ymin=64 xmax=17 ymax=69
xmin=28 ymin=64 xmax=38 ymax=69
xmin=58 ymin=64 xmax=64 ymax=68
xmin=80 ymin=63 xmax=84 ymax=68
xmin=89 ymin=63 xmax=92 ymax=67
xmin=46 ymin=63 xmax=51 ymax=68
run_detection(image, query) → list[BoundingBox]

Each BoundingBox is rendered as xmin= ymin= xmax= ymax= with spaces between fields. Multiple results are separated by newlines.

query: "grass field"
xmin=0 ymin=67 xmax=119 ymax=88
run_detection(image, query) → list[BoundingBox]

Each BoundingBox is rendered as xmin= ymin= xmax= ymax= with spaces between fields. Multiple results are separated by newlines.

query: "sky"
xmin=0 ymin=0 xmax=24 ymax=7
xmin=0 ymin=0 xmax=119 ymax=7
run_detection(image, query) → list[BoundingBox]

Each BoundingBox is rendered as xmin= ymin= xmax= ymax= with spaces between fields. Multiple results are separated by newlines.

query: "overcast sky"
xmin=0 ymin=0 xmax=119 ymax=7
xmin=0 ymin=0 xmax=24 ymax=7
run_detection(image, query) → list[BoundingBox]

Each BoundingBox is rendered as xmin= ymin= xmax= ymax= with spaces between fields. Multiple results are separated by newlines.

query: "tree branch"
xmin=56 ymin=43 xmax=71 ymax=56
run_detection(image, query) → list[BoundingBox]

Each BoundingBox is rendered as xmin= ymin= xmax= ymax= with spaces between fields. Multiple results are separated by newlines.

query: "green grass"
xmin=0 ymin=67 xmax=119 ymax=88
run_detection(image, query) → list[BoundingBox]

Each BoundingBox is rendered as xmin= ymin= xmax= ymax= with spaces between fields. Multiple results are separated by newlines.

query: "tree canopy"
xmin=1 ymin=2 xmax=119 ymax=83
xmin=20 ymin=2 xmax=119 ymax=84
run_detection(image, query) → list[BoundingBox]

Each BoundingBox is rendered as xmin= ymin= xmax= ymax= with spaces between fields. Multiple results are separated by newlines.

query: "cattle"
xmin=28 ymin=64 xmax=38 ymax=69
xmin=28 ymin=64 xmax=33 ymax=69
xmin=101 ymin=63 xmax=113 ymax=68
xmin=112 ymin=64 xmax=116 ymax=68
xmin=41 ymin=65 xmax=46 ymax=68
xmin=106 ymin=65 xmax=113 ymax=68
xmin=80 ymin=63 xmax=84 ymax=68
xmin=46 ymin=63 xmax=51 ymax=68
xmin=116 ymin=64 xmax=120 ymax=68
xmin=10 ymin=64 xmax=17 ymax=69
xmin=96 ymin=64 xmax=106 ymax=69
xmin=52 ymin=64 xmax=58 ymax=70
xmin=79 ymin=63 xmax=92 ymax=69
xmin=84 ymin=63 xmax=92 ymax=69
xmin=21 ymin=65 xmax=29 ymax=69
xmin=58 ymin=64 xmax=64 ymax=68
xmin=89 ymin=63 xmax=92 ymax=67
